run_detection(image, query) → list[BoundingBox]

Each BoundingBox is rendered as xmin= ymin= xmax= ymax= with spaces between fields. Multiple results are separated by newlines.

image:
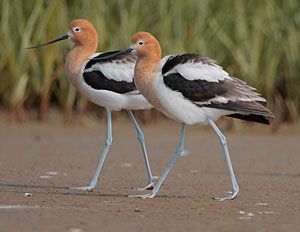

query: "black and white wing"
xmin=83 ymin=51 xmax=138 ymax=94
xmin=161 ymin=54 xmax=274 ymax=124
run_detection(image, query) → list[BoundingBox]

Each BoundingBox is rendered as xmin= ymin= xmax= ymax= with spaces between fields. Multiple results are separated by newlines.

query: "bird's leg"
xmin=127 ymin=110 xmax=155 ymax=190
xmin=72 ymin=109 xmax=113 ymax=190
xmin=130 ymin=123 xmax=186 ymax=198
xmin=207 ymin=118 xmax=239 ymax=201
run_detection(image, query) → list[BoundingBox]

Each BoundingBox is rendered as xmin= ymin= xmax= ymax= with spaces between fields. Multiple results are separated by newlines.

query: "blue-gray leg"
xmin=207 ymin=118 xmax=239 ymax=201
xmin=127 ymin=110 xmax=154 ymax=190
xmin=72 ymin=109 xmax=113 ymax=190
xmin=131 ymin=123 xmax=186 ymax=198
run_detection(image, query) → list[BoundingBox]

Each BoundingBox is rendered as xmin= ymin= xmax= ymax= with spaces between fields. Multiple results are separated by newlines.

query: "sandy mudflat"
xmin=0 ymin=117 xmax=299 ymax=232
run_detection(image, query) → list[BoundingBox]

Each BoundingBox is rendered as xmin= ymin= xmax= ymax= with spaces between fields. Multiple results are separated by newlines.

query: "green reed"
xmin=0 ymin=0 xmax=299 ymax=123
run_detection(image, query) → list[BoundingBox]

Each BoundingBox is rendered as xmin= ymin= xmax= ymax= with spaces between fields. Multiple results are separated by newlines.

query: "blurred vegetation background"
xmin=0 ymin=0 xmax=299 ymax=128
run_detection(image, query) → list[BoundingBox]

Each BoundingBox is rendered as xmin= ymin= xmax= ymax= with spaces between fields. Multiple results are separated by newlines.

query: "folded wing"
xmin=83 ymin=51 xmax=138 ymax=94
xmin=162 ymin=54 xmax=274 ymax=124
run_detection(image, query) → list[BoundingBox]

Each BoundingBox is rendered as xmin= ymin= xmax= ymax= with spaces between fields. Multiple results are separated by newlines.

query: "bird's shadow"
xmin=0 ymin=183 xmax=204 ymax=199
xmin=1 ymin=171 xmax=298 ymax=199
xmin=0 ymin=182 xmax=129 ymax=198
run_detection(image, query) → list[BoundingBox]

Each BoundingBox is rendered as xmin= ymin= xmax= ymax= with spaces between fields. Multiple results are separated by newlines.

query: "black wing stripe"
xmin=163 ymin=73 xmax=274 ymax=117
xmin=83 ymin=71 xmax=136 ymax=94
xmin=227 ymin=113 xmax=270 ymax=125
xmin=163 ymin=73 xmax=228 ymax=102
xmin=85 ymin=51 xmax=125 ymax=69
xmin=162 ymin=54 xmax=215 ymax=75
xmin=203 ymin=101 xmax=274 ymax=117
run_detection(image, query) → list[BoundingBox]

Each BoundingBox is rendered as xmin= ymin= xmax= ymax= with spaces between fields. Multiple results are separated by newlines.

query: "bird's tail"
xmin=207 ymin=101 xmax=274 ymax=125
xmin=226 ymin=101 xmax=274 ymax=125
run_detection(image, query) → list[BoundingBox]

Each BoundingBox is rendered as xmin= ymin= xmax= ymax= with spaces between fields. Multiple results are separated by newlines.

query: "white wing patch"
xmin=160 ymin=55 xmax=266 ymax=103
xmin=84 ymin=53 xmax=135 ymax=83
xmin=176 ymin=62 xmax=230 ymax=82
xmin=162 ymin=55 xmax=231 ymax=82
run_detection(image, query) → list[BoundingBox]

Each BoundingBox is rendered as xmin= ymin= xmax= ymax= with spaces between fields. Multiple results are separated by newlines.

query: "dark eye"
xmin=139 ymin=41 xmax=144 ymax=45
xmin=74 ymin=27 xmax=80 ymax=32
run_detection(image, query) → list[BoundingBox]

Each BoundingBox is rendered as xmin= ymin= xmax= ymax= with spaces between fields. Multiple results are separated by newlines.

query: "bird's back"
xmin=160 ymin=54 xmax=274 ymax=124
xmin=78 ymin=51 xmax=151 ymax=111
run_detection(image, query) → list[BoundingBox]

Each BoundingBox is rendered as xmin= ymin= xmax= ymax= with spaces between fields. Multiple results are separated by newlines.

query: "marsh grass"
xmin=0 ymin=0 xmax=299 ymax=124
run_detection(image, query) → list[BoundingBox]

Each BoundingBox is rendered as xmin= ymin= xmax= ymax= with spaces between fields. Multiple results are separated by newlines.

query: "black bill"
xmin=92 ymin=48 xmax=133 ymax=61
xmin=26 ymin=34 xmax=70 ymax=49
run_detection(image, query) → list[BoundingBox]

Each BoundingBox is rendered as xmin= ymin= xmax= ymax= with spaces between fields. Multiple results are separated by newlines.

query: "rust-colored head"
xmin=27 ymin=19 xmax=98 ymax=53
xmin=130 ymin=32 xmax=161 ymax=61
xmin=67 ymin=19 xmax=98 ymax=51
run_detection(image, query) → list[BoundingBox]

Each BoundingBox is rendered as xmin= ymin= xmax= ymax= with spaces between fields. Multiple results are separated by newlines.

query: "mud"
xmin=0 ymin=116 xmax=299 ymax=231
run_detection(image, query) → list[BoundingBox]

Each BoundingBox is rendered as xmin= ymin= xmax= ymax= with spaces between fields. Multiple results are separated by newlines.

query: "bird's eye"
xmin=74 ymin=27 xmax=81 ymax=32
xmin=138 ymin=41 xmax=144 ymax=45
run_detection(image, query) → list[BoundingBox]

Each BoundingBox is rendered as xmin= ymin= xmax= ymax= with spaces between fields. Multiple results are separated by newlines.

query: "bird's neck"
xmin=135 ymin=56 xmax=160 ymax=88
xmin=134 ymin=55 xmax=164 ymax=112
xmin=65 ymin=44 xmax=96 ymax=88
xmin=135 ymin=53 xmax=161 ymax=78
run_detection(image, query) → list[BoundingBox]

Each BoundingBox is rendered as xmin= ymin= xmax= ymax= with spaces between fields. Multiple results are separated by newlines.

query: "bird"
xmin=115 ymin=31 xmax=274 ymax=200
xmin=27 ymin=19 xmax=155 ymax=191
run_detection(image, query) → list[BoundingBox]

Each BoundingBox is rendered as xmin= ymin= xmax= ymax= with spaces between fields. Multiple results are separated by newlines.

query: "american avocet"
xmin=27 ymin=20 xmax=155 ymax=191
xmin=118 ymin=32 xmax=274 ymax=200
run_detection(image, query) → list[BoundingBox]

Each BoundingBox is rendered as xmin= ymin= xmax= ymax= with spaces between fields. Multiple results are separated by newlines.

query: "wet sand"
xmin=0 ymin=117 xmax=299 ymax=232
